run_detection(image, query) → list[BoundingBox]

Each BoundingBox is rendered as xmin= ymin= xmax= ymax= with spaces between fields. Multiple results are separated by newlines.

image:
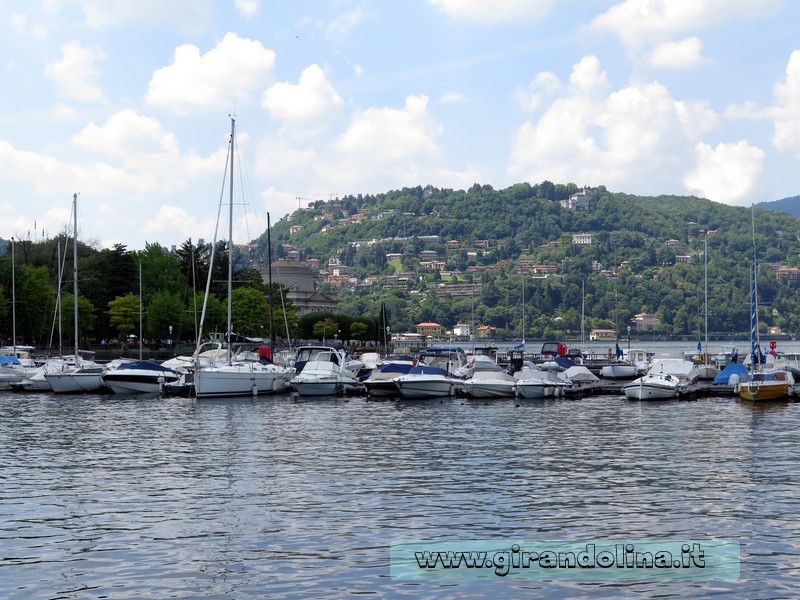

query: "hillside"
xmin=253 ymin=183 xmax=800 ymax=340
xmin=756 ymin=195 xmax=800 ymax=217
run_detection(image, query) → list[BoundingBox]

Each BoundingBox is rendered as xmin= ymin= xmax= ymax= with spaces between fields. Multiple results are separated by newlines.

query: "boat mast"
xmin=704 ymin=232 xmax=708 ymax=362
xmin=138 ymin=261 xmax=143 ymax=361
xmin=267 ymin=212 xmax=275 ymax=352
xmin=72 ymin=193 xmax=79 ymax=355
xmin=11 ymin=236 xmax=15 ymax=357
xmin=581 ymin=279 xmax=585 ymax=349
xmin=750 ymin=206 xmax=762 ymax=369
xmin=227 ymin=117 xmax=235 ymax=365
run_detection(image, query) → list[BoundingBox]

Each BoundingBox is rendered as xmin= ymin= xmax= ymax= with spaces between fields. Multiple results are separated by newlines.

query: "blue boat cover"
xmin=712 ymin=363 xmax=748 ymax=385
xmin=0 ymin=356 xmax=21 ymax=365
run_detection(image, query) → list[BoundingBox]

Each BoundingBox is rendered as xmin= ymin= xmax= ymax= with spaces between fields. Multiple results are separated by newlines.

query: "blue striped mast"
xmin=750 ymin=206 xmax=764 ymax=367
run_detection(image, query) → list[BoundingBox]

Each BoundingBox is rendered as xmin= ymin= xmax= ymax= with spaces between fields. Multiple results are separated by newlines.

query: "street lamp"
xmin=627 ymin=325 xmax=631 ymax=350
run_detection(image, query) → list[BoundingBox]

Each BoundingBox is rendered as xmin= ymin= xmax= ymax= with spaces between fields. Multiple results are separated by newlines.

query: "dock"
xmin=559 ymin=381 xmax=800 ymax=400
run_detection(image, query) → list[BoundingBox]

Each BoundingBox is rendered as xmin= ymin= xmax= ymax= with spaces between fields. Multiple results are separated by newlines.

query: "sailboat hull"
xmin=194 ymin=364 xmax=292 ymax=398
xmin=46 ymin=370 xmax=105 ymax=393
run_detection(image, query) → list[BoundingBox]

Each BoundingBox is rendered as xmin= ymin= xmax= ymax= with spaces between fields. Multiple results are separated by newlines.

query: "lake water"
xmin=2 ymin=343 xmax=800 ymax=598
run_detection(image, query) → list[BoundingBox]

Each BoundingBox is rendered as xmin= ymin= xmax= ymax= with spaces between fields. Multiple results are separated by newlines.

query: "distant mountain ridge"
xmin=756 ymin=195 xmax=800 ymax=216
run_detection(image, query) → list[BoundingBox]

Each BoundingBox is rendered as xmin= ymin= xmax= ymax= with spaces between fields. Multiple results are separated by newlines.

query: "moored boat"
xmin=622 ymin=372 xmax=681 ymax=400
xmin=290 ymin=344 xmax=361 ymax=396
xmin=102 ymin=360 xmax=182 ymax=394
xmin=394 ymin=365 xmax=456 ymax=399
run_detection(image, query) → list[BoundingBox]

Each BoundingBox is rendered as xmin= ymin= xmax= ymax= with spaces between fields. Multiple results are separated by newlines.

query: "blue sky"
xmin=2 ymin=0 xmax=799 ymax=251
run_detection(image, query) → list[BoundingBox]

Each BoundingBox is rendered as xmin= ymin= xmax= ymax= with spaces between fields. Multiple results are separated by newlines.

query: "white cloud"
xmin=261 ymin=64 xmax=343 ymax=131
xmin=141 ymin=204 xmax=215 ymax=240
xmin=590 ymin=0 xmax=782 ymax=48
xmin=515 ymin=71 xmax=564 ymax=112
xmin=146 ymin=33 xmax=276 ymax=115
xmin=683 ymin=141 xmax=765 ymax=204
xmin=76 ymin=0 xmax=212 ymax=32
xmin=646 ymin=37 xmax=708 ymax=70
xmin=255 ymin=94 xmax=479 ymax=197
xmin=336 ymin=95 xmax=442 ymax=162
xmin=428 ymin=0 xmax=555 ymax=24
xmin=45 ymin=40 xmax=106 ymax=102
xmin=770 ymin=50 xmax=800 ymax=157
xmin=325 ymin=8 xmax=368 ymax=42
xmin=235 ymin=0 xmax=259 ymax=19
xmin=440 ymin=91 xmax=468 ymax=104
xmin=71 ymin=110 xmax=179 ymax=158
xmin=508 ymin=55 xmax=726 ymax=199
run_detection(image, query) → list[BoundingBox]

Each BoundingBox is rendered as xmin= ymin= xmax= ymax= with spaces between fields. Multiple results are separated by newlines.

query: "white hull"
xmin=291 ymin=377 xmax=348 ymax=396
xmin=46 ymin=371 xmax=104 ymax=393
xmin=623 ymin=374 xmax=679 ymax=400
xmin=290 ymin=355 xmax=361 ymax=397
xmin=460 ymin=380 xmax=516 ymax=398
xmin=601 ymin=364 xmax=637 ymax=379
xmin=363 ymin=378 xmax=402 ymax=397
xmin=394 ymin=375 xmax=455 ymax=399
xmin=103 ymin=371 xmax=181 ymax=394
xmin=516 ymin=384 xmax=555 ymax=399
xmin=194 ymin=363 xmax=292 ymax=398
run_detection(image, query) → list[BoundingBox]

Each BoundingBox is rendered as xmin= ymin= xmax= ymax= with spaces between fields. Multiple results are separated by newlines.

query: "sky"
xmin=2 ymin=0 xmax=800 ymax=251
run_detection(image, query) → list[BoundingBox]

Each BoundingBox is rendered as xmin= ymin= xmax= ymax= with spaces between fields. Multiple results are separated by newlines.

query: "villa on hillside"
xmin=589 ymin=328 xmax=617 ymax=341
xmin=416 ymin=322 xmax=443 ymax=336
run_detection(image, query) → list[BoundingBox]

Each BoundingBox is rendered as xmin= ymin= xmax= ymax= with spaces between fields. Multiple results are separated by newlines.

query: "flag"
xmin=697 ymin=341 xmax=702 ymax=352
xmin=615 ymin=342 xmax=623 ymax=359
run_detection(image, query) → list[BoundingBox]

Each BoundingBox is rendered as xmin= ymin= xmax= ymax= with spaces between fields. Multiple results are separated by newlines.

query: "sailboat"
xmin=45 ymin=194 xmax=105 ymax=393
xmin=192 ymin=118 xmax=292 ymax=399
xmin=738 ymin=207 xmax=794 ymax=401
xmin=689 ymin=232 xmax=719 ymax=380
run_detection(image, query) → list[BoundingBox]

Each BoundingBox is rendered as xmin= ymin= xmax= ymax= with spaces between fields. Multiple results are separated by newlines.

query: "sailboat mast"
xmin=704 ymin=233 xmax=708 ymax=356
xmin=72 ymin=193 xmax=79 ymax=355
xmin=267 ymin=212 xmax=275 ymax=351
xmin=751 ymin=206 xmax=761 ymax=367
xmin=11 ymin=237 xmax=15 ymax=357
xmin=581 ymin=279 xmax=585 ymax=349
xmin=138 ymin=261 xmax=143 ymax=361
xmin=227 ymin=118 xmax=235 ymax=365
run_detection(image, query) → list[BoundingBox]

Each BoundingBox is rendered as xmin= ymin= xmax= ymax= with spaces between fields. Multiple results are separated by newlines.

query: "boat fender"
xmin=729 ymin=373 xmax=740 ymax=387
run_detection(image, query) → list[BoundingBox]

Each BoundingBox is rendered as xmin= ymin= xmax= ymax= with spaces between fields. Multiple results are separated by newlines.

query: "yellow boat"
xmin=739 ymin=369 xmax=794 ymax=402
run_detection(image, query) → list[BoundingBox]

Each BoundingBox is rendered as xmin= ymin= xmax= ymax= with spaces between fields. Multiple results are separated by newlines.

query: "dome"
xmin=264 ymin=258 xmax=315 ymax=292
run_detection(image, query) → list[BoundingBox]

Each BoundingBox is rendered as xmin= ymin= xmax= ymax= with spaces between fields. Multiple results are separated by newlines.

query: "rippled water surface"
xmin=2 ymin=391 xmax=800 ymax=598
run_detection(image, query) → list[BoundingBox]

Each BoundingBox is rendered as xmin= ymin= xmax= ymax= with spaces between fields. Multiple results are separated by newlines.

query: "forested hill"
xmin=756 ymin=195 xmax=800 ymax=216
xmin=252 ymin=183 xmax=800 ymax=340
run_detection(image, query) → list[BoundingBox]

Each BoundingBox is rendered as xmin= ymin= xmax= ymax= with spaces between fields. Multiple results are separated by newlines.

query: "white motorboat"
xmin=102 ymin=360 xmax=183 ymax=394
xmin=458 ymin=361 xmax=517 ymax=398
xmin=290 ymin=345 xmax=361 ymax=396
xmin=362 ymin=355 xmax=416 ymax=398
xmin=515 ymin=370 xmax=571 ymax=399
xmin=622 ymin=372 xmax=681 ymax=400
xmin=394 ymin=366 xmax=456 ymax=399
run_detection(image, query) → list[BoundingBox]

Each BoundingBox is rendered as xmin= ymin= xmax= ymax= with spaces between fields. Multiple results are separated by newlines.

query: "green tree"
xmin=312 ymin=318 xmax=339 ymax=341
xmin=231 ymin=287 xmax=269 ymax=337
xmin=107 ymin=293 xmax=140 ymax=338
xmin=350 ymin=321 xmax=368 ymax=343
xmin=146 ymin=291 xmax=184 ymax=342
